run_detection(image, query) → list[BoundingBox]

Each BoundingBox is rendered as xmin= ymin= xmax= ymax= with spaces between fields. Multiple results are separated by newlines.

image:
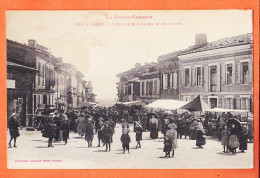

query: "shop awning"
xmin=146 ymin=99 xmax=188 ymax=111
xmin=7 ymin=61 xmax=38 ymax=72
xmin=206 ymin=107 xmax=250 ymax=113
xmin=180 ymin=95 xmax=210 ymax=113
xmin=116 ymin=101 xmax=145 ymax=107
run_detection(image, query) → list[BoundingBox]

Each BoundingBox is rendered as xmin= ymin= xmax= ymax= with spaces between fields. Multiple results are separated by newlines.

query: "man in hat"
xmin=61 ymin=117 xmax=70 ymax=145
xmin=46 ymin=113 xmax=56 ymax=147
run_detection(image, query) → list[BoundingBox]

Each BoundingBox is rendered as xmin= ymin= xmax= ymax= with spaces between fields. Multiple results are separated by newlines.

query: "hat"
xmin=54 ymin=110 xmax=59 ymax=114
xmin=49 ymin=112 xmax=55 ymax=117
xmin=11 ymin=113 xmax=16 ymax=117
xmin=168 ymin=123 xmax=177 ymax=130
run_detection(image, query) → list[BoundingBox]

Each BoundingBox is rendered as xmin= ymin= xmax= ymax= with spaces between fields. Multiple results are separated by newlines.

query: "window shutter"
xmin=232 ymin=63 xmax=235 ymax=85
xmin=163 ymin=74 xmax=166 ymax=90
xmin=240 ymin=62 xmax=243 ymax=84
xmin=248 ymin=60 xmax=253 ymax=83
xmin=236 ymin=62 xmax=240 ymax=84
xmin=221 ymin=64 xmax=225 ymax=85
xmin=170 ymin=73 xmax=173 ymax=89
xmin=161 ymin=74 xmax=163 ymax=90
xmin=204 ymin=65 xmax=209 ymax=92
xmin=217 ymin=65 xmax=221 ymax=92
xmin=189 ymin=68 xmax=192 ymax=87
xmin=192 ymin=67 xmax=196 ymax=86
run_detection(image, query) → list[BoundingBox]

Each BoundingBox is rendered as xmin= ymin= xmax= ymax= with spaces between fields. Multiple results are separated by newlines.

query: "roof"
xmin=179 ymin=33 xmax=253 ymax=56
xmin=7 ymin=61 xmax=38 ymax=72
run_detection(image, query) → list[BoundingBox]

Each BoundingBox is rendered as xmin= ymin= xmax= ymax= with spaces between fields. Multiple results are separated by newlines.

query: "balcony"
xmin=210 ymin=85 xmax=217 ymax=92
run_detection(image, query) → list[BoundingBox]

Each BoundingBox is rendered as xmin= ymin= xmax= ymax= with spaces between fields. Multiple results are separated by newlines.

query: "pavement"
xmin=7 ymin=124 xmax=254 ymax=169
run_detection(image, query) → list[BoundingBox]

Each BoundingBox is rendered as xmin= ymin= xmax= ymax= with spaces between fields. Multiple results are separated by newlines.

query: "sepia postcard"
xmin=6 ymin=10 xmax=255 ymax=169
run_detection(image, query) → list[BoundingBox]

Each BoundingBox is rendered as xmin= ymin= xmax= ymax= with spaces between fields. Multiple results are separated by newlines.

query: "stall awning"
xmin=116 ymin=101 xmax=145 ymax=107
xmin=180 ymin=95 xmax=210 ymax=113
xmin=146 ymin=99 xmax=188 ymax=111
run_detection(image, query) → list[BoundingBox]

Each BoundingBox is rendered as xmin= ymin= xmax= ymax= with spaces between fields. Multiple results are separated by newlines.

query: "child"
xmin=120 ymin=130 xmax=131 ymax=154
xmin=85 ymin=118 xmax=94 ymax=147
xmin=61 ymin=118 xmax=70 ymax=145
xmin=135 ymin=121 xmax=143 ymax=148
xmin=221 ymin=124 xmax=229 ymax=153
xmin=163 ymin=135 xmax=172 ymax=157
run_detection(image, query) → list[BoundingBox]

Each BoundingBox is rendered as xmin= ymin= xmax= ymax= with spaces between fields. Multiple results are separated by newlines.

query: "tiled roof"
xmin=179 ymin=33 xmax=252 ymax=56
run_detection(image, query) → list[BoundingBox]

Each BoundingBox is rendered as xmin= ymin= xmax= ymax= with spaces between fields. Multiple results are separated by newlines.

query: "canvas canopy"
xmin=116 ymin=101 xmax=145 ymax=107
xmin=180 ymin=95 xmax=210 ymax=113
xmin=145 ymin=99 xmax=188 ymax=111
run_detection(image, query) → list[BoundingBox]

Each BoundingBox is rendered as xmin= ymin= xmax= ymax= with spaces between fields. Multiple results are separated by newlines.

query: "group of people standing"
xmin=7 ymin=106 xmax=250 ymax=158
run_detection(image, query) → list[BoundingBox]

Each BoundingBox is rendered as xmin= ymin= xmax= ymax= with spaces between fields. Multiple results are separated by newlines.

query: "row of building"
xmin=116 ymin=33 xmax=253 ymax=112
xmin=7 ymin=39 xmax=96 ymax=126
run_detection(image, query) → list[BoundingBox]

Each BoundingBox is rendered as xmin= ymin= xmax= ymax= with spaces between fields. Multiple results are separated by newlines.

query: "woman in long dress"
xmin=228 ymin=124 xmax=240 ymax=154
xmin=239 ymin=124 xmax=248 ymax=152
xmin=8 ymin=113 xmax=20 ymax=148
xmin=221 ymin=124 xmax=229 ymax=153
xmin=150 ymin=114 xmax=159 ymax=139
xmin=196 ymin=121 xmax=206 ymax=148
xmin=165 ymin=123 xmax=178 ymax=157
xmin=76 ymin=113 xmax=86 ymax=137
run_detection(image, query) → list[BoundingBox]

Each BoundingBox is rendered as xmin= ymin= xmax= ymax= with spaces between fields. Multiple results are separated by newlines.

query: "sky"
xmin=6 ymin=10 xmax=252 ymax=106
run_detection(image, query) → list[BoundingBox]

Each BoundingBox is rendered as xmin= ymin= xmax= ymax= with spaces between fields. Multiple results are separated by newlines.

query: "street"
xmin=7 ymin=124 xmax=254 ymax=169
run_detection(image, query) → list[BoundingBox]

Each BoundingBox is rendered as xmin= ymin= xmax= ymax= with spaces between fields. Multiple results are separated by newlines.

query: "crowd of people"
xmin=7 ymin=105 xmax=251 ymax=157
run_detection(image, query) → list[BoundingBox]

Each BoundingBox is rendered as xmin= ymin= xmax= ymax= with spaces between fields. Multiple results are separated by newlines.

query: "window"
xmin=242 ymin=62 xmax=249 ymax=84
xmin=184 ymin=68 xmax=190 ymax=87
xmin=241 ymin=98 xmax=249 ymax=110
xmin=173 ymin=72 xmax=178 ymax=88
xmin=196 ymin=67 xmax=202 ymax=86
xmin=146 ymin=81 xmax=149 ymax=96
xmin=226 ymin=98 xmax=233 ymax=109
xmin=38 ymin=62 xmax=41 ymax=85
xmin=149 ymin=81 xmax=153 ymax=95
xmin=141 ymin=82 xmax=145 ymax=95
xmin=226 ymin=63 xmax=232 ymax=84
xmin=167 ymin=73 xmax=171 ymax=89
xmin=154 ymin=80 xmax=157 ymax=94
xmin=42 ymin=65 xmax=45 ymax=86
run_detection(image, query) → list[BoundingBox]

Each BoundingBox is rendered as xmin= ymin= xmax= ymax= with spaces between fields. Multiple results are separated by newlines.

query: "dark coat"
xmin=61 ymin=123 xmax=70 ymax=140
xmin=102 ymin=126 xmax=112 ymax=143
xmin=121 ymin=133 xmax=131 ymax=144
xmin=45 ymin=119 xmax=56 ymax=139
xmin=85 ymin=122 xmax=94 ymax=141
xmin=8 ymin=117 xmax=20 ymax=138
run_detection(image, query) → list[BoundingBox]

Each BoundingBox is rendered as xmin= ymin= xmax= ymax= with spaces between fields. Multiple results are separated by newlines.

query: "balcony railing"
xmin=210 ymin=85 xmax=217 ymax=92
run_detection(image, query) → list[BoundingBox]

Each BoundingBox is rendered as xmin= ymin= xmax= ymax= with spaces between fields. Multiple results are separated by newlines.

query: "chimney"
xmin=135 ymin=63 xmax=141 ymax=68
xmin=28 ymin=39 xmax=36 ymax=47
xmin=195 ymin=33 xmax=207 ymax=46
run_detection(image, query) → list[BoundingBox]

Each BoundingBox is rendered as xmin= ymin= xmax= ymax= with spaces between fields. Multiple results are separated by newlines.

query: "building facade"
xmin=7 ymin=39 xmax=94 ymax=126
xmin=158 ymin=53 xmax=180 ymax=100
xmin=7 ymin=40 xmax=38 ymax=126
xmin=179 ymin=33 xmax=253 ymax=110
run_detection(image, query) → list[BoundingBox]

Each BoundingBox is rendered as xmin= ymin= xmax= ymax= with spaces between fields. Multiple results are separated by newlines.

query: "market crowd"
xmin=8 ymin=105 xmax=252 ymax=157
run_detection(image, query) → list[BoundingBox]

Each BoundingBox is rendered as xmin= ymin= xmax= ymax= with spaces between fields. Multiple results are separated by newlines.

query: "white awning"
xmin=145 ymin=99 xmax=188 ymax=111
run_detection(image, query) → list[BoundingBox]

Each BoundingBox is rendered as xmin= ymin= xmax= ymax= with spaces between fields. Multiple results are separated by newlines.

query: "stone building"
xmin=178 ymin=33 xmax=253 ymax=110
xmin=7 ymin=40 xmax=38 ymax=126
xmin=157 ymin=52 xmax=180 ymax=100
xmin=116 ymin=62 xmax=159 ymax=103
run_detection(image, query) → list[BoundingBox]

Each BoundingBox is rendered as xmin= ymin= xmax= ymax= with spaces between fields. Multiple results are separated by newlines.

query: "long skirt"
xmin=196 ymin=130 xmax=205 ymax=146
xmin=239 ymin=135 xmax=247 ymax=150
xmin=150 ymin=126 xmax=158 ymax=139
xmin=228 ymin=135 xmax=239 ymax=149
xmin=221 ymin=136 xmax=229 ymax=145
xmin=190 ymin=130 xmax=197 ymax=140
xmin=103 ymin=134 xmax=111 ymax=144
